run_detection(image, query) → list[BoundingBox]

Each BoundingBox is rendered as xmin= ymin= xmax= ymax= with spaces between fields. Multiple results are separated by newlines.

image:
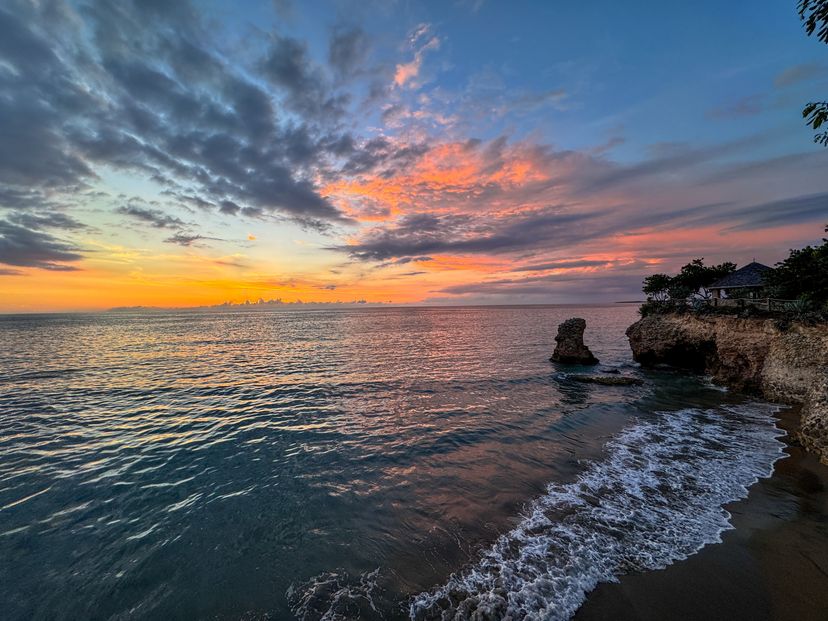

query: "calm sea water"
xmin=0 ymin=306 xmax=784 ymax=620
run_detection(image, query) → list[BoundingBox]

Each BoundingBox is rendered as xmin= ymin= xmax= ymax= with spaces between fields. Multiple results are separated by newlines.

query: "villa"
xmin=709 ymin=261 xmax=773 ymax=300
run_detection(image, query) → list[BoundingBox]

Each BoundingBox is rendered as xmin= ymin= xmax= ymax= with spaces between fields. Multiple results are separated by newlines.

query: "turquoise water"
xmin=0 ymin=306 xmax=783 ymax=619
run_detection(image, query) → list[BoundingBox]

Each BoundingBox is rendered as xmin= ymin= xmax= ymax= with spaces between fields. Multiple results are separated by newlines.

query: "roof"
xmin=710 ymin=262 xmax=773 ymax=289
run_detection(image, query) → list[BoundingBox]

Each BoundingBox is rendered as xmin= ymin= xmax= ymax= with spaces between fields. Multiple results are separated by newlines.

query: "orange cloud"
xmin=394 ymin=31 xmax=440 ymax=88
xmin=324 ymin=139 xmax=564 ymax=221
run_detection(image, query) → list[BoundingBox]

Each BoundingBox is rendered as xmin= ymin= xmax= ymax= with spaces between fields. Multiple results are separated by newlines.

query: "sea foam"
xmin=409 ymin=404 xmax=785 ymax=620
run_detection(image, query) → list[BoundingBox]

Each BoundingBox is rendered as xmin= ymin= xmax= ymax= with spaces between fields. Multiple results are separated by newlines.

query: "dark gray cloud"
xmin=575 ymin=138 xmax=760 ymax=194
xmin=436 ymin=272 xmax=646 ymax=300
xmin=261 ymin=34 xmax=349 ymax=121
xmin=164 ymin=232 xmax=206 ymax=247
xmin=0 ymin=188 xmax=65 ymax=211
xmin=376 ymin=255 xmax=434 ymax=269
xmin=723 ymin=193 xmax=828 ymax=232
xmin=627 ymin=192 xmax=828 ymax=234
xmin=329 ymin=26 xmax=370 ymax=79
xmin=340 ymin=136 xmax=430 ymax=176
xmin=0 ymin=0 xmax=391 ymax=235
xmin=117 ymin=204 xmax=185 ymax=229
xmin=0 ymin=220 xmax=82 ymax=270
xmin=510 ymin=259 xmax=609 ymax=272
xmin=0 ymin=7 xmax=96 ymax=191
xmin=7 ymin=211 xmax=88 ymax=231
xmin=338 ymin=208 xmax=606 ymax=262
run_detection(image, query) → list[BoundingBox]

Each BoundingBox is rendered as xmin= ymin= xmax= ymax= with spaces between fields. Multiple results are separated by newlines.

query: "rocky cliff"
xmin=626 ymin=314 xmax=828 ymax=464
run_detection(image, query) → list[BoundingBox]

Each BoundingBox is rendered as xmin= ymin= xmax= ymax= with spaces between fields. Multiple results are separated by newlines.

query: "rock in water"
xmin=550 ymin=318 xmax=599 ymax=365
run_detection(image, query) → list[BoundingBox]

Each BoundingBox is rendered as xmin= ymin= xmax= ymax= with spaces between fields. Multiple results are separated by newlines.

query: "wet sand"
xmin=575 ymin=406 xmax=828 ymax=621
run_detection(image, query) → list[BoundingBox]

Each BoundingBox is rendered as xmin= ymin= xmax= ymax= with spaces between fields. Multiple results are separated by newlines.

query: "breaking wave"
xmin=288 ymin=568 xmax=384 ymax=621
xmin=409 ymin=404 xmax=785 ymax=621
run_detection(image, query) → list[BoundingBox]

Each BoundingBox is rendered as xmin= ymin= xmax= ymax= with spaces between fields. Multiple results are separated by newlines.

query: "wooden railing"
xmin=709 ymin=298 xmax=800 ymax=311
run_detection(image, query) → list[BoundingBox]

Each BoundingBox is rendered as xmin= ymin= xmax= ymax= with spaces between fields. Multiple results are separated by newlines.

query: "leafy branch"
xmin=798 ymin=1 xmax=828 ymax=143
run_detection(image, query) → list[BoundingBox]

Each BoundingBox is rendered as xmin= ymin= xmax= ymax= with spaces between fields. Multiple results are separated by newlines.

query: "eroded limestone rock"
xmin=626 ymin=313 xmax=828 ymax=464
xmin=550 ymin=318 xmax=599 ymax=365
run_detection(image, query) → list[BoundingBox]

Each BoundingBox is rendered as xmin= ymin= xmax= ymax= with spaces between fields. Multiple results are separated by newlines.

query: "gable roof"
xmin=710 ymin=261 xmax=773 ymax=289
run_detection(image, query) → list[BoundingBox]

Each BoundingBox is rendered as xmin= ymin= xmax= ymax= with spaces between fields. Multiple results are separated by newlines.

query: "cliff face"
xmin=626 ymin=314 xmax=828 ymax=464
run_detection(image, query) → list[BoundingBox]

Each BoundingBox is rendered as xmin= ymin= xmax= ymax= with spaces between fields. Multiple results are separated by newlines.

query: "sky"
xmin=1 ymin=0 xmax=827 ymax=312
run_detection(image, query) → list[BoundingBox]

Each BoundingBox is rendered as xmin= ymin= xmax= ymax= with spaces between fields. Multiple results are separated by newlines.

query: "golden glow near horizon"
xmin=2 ymin=2 xmax=828 ymax=312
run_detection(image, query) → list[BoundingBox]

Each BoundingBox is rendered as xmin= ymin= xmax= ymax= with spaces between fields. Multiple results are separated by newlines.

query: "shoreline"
xmin=575 ymin=405 xmax=828 ymax=621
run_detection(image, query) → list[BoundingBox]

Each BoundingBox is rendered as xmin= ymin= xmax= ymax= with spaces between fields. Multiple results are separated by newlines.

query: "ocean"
xmin=0 ymin=306 xmax=784 ymax=620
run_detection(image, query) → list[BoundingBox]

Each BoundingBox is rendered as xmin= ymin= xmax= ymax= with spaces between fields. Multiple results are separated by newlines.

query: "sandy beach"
xmin=576 ymin=406 xmax=828 ymax=621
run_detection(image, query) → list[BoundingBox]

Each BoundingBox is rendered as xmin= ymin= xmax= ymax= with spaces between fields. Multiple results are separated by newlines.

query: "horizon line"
xmin=0 ymin=301 xmax=646 ymax=316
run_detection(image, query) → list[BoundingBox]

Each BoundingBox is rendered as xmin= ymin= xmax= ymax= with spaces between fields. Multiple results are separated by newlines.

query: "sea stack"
xmin=550 ymin=317 xmax=599 ymax=365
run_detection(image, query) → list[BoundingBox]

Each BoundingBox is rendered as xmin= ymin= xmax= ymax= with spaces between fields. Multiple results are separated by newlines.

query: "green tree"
xmin=799 ymin=1 xmax=828 ymax=144
xmin=642 ymin=273 xmax=672 ymax=301
xmin=668 ymin=258 xmax=736 ymax=300
xmin=764 ymin=229 xmax=828 ymax=307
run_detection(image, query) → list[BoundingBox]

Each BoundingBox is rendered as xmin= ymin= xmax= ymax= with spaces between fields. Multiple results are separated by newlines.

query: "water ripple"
xmin=0 ymin=305 xmax=767 ymax=620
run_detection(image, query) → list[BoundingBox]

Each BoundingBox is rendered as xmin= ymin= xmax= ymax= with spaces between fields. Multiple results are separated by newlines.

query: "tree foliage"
xmin=799 ymin=0 xmax=828 ymax=42
xmin=641 ymin=258 xmax=736 ymax=302
xmin=642 ymin=273 xmax=672 ymax=301
xmin=803 ymin=101 xmax=828 ymax=146
xmin=764 ymin=231 xmax=828 ymax=307
xmin=670 ymin=258 xmax=736 ymax=300
xmin=799 ymin=1 xmax=828 ymax=144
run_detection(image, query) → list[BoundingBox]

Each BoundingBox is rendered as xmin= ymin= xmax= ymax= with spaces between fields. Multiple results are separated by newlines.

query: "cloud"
xmin=435 ymin=272 xmax=647 ymax=300
xmin=0 ymin=220 xmax=82 ymax=270
xmin=0 ymin=0 xmax=367 ymax=230
xmin=394 ymin=24 xmax=440 ymax=88
xmin=261 ymin=34 xmax=349 ymax=121
xmin=164 ymin=232 xmax=211 ymax=247
xmin=329 ymin=26 xmax=370 ymax=80
xmin=337 ymin=208 xmax=605 ymax=262
xmin=510 ymin=259 xmax=610 ymax=272
xmin=775 ymin=62 xmax=828 ymax=88
xmin=324 ymin=128 xmax=828 ymax=281
xmin=511 ymin=89 xmax=568 ymax=112
xmin=707 ymin=94 xmax=763 ymax=119
xmin=2 ymin=0 xmax=826 ymax=300
xmin=573 ymin=137 xmax=761 ymax=194
xmin=338 ymin=136 xmax=430 ymax=177
xmin=117 ymin=204 xmax=185 ymax=228
xmin=7 ymin=211 xmax=87 ymax=231
xmin=722 ymin=192 xmax=828 ymax=232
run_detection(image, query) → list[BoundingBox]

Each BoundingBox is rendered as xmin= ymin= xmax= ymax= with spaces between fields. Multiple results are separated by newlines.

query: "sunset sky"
xmin=1 ymin=0 xmax=827 ymax=312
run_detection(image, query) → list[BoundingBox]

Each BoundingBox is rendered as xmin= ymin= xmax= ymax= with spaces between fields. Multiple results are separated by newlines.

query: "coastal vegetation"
xmin=642 ymin=259 xmax=735 ymax=304
xmin=764 ymin=228 xmax=828 ymax=308
xmin=639 ymin=230 xmax=828 ymax=321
